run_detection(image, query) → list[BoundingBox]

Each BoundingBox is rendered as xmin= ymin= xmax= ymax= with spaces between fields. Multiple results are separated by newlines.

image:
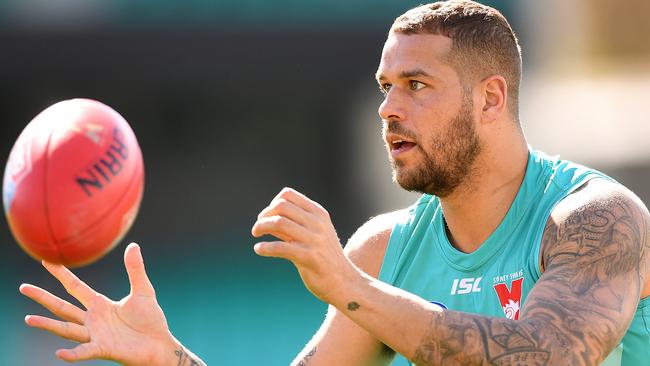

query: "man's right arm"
xmin=291 ymin=210 xmax=404 ymax=366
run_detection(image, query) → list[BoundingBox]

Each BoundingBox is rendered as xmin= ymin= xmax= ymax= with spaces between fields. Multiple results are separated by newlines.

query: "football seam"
xmin=42 ymin=121 xmax=63 ymax=262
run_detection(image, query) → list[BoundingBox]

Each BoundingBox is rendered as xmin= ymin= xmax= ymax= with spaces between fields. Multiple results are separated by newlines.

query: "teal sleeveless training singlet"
xmin=379 ymin=150 xmax=650 ymax=366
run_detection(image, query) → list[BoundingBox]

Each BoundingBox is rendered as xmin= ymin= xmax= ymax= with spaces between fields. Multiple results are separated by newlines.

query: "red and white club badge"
xmin=493 ymin=277 xmax=524 ymax=320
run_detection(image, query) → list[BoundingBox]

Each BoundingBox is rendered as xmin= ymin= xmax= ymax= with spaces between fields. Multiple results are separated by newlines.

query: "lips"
xmin=386 ymin=134 xmax=417 ymax=156
xmin=391 ymin=139 xmax=416 ymax=150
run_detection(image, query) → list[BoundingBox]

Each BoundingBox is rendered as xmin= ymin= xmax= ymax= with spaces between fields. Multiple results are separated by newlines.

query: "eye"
xmin=379 ymin=83 xmax=392 ymax=95
xmin=409 ymin=80 xmax=426 ymax=91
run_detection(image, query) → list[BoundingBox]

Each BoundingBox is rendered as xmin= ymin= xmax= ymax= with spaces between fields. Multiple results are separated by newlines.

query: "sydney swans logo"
xmin=493 ymin=274 xmax=524 ymax=320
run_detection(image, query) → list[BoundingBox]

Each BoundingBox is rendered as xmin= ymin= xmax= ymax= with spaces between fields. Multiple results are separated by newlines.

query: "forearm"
xmin=332 ymin=270 xmax=554 ymax=365
xmin=290 ymin=306 xmax=395 ymax=366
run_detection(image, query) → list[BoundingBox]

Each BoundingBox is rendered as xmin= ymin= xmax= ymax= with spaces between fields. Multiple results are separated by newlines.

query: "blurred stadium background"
xmin=1 ymin=0 xmax=648 ymax=364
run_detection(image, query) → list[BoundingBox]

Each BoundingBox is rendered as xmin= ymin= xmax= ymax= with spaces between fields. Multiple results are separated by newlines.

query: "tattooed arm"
xmin=519 ymin=179 xmax=649 ymax=364
xmin=254 ymin=184 xmax=650 ymax=365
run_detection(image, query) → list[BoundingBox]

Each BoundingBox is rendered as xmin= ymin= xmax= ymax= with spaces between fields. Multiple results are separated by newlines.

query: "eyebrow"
xmin=375 ymin=68 xmax=435 ymax=82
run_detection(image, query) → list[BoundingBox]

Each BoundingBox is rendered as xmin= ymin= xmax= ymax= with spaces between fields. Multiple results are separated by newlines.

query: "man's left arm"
xmin=252 ymin=185 xmax=649 ymax=365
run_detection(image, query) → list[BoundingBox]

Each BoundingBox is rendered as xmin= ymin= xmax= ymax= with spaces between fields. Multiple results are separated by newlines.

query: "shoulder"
xmin=344 ymin=210 xmax=408 ymax=278
xmin=550 ymin=178 xmax=647 ymax=220
xmin=547 ymin=178 xmax=649 ymax=235
xmin=541 ymin=178 xmax=650 ymax=280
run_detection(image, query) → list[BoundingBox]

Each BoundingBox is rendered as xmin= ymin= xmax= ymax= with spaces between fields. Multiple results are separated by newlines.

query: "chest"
xmin=391 ymin=234 xmax=539 ymax=320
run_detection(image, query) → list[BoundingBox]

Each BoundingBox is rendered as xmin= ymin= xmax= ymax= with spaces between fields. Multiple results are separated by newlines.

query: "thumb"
xmin=56 ymin=343 xmax=101 ymax=362
xmin=124 ymin=243 xmax=156 ymax=297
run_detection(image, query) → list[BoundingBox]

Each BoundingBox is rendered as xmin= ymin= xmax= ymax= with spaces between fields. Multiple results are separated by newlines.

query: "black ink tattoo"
xmin=410 ymin=187 xmax=649 ymax=366
xmin=175 ymin=347 xmax=207 ymax=366
xmin=347 ymin=301 xmax=360 ymax=311
xmin=297 ymin=346 xmax=317 ymax=366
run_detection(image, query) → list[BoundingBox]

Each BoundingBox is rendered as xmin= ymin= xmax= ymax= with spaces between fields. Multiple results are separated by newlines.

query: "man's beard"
xmin=386 ymin=94 xmax=481 ymax=197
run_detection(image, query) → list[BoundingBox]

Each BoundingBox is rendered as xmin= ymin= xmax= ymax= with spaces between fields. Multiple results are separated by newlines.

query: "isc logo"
xmin=450 ymin=277 xmax=482 ymax=295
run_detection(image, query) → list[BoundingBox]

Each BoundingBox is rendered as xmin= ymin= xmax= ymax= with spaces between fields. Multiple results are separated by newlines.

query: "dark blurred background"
xmin=1 ymin=0 xmax=648 ymax=365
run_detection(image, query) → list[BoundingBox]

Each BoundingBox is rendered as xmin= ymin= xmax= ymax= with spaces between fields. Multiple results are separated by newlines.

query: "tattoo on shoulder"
xmin=542 ymin=195 xmax=647 ymax=296
xmin=175 ymin=347 xmax=207 ymax=366
xmin=297 ymin=346 xmax=317 ymax=366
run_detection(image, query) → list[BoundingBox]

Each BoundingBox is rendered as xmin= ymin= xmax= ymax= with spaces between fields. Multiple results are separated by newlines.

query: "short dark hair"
xmin=391 ymin=0 xmax=522 ymax=120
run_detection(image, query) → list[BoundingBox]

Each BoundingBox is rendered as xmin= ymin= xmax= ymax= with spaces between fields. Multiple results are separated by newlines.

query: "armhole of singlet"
xmin=530 ymin=173 xmax=616 ymax=280
xmin=378 ymin=197 xmax=431 ymax=286
xmin=378 ymin=210 xmax=414 ymax=286
xmin=639 ymin=296 xmax=650 ymax=333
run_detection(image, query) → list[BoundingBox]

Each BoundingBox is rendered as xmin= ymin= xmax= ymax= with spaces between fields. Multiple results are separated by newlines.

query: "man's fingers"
xmin=124 ymin=243 xmax=156 ymax=297
xmin=253 ymin=241 xmax=306 ymax=262
xmin=257 ymin=197 xmax=313 ymax=227
xmin=56 ymin=342 xmax=101 ymax=362
xmin=251 ymin=215 xmax=312 ymax=242
xmin=19 ymin=284 xmax=85 ymax=324
xmin=272 ymin=187 xmax=327 ymax=216
xmin=25 ymin=315 xmax=90 ymax=343
xmin=41 ymin=261 xmax=97 ymax=308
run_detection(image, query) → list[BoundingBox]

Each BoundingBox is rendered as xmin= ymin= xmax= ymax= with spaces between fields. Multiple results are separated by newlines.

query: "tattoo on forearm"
xmin=347 ymin=301 xmax=360 ymax=311
xmin=175 ymin=347 xmax=207 ymax=366
xmin=297 ymin=346 xmax=317 ymax=366
xmin=411 ymin=194 xmax=648 ymax=366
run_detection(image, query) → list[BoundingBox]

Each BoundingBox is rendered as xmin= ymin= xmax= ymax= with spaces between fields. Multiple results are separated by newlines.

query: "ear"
xmin=480 ymin=75 xmax=507 ymax=124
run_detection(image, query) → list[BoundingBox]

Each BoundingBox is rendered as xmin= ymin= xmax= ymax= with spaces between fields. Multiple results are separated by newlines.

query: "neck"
xmin=439 ymin=138 xmax=529 ymax=253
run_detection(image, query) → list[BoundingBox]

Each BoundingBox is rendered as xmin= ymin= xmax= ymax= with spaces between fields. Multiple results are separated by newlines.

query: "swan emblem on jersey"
xmin=493 ymin=277 xmax=524 ymax=320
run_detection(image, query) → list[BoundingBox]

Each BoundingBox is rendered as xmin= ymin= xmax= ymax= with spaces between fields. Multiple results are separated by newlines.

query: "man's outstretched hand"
xmin=19 ymin=243 xmax=180 ymax=366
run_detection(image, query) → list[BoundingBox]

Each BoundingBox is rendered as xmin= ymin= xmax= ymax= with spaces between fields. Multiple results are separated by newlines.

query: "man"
xmin=20 ymin=1 xmax=650 ymax=365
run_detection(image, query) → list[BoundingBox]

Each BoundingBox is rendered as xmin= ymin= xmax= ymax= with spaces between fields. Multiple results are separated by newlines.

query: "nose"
xmin=378 ymin=88 xmax=406 ymax=122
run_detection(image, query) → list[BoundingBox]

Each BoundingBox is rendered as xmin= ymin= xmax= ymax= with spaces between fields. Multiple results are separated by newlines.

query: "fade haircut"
xmin=391 ymin=0 xmax=522 ymax=121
